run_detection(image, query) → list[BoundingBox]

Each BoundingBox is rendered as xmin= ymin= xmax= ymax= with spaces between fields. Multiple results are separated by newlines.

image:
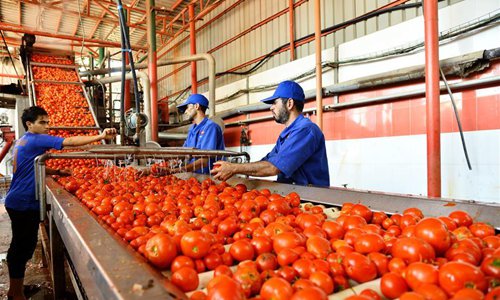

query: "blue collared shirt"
xmin=183 ymin=117 xmax=225 ymax=174
xmin=261 ymin=115 xmax=330 ymax=187
xmin=5 ymin=132 xmax=64 ymax=211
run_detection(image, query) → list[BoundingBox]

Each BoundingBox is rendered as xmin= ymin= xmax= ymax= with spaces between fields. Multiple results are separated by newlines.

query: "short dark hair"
xmin=199 ymin=105 xmax=208 ymax=114
xmin=21 ymin=106 xmax=48 ymax=131
xmin=281 ymin=98 xmax=304 ymax=113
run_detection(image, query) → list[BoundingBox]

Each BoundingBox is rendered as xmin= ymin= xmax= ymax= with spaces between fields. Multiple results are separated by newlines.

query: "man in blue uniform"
xmin=5 ymin=106 xmax=116 ymax=300
xmin=175 ymin=94 xmax=225 ymax=174
xmin=211 ymin=80 xmax=330 ymax=187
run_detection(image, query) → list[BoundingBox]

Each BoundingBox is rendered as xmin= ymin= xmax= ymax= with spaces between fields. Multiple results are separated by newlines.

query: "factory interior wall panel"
xmin=338 ymin=0 xmax=500 ymax=82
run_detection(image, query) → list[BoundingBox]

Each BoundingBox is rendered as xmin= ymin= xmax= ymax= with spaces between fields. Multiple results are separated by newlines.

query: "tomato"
xmin=277 ymin=248 xmax=300 ymax=267
xmin=233 ymin=266 xmax=262 ymax=298
xmin=371 ymin=211 xmax=388 ymax=226
xmin=171 ymin=255 xmax=195 ymax=273
xmin=293 ymin=278 xmax=316 ymax=291
xmin=342 ymin=215 xmax=368 ymax=231
xmin=256 ymin=253 xmax=279 ymax=271
xmin=438 ymin=261 xmax=487 ymax=296
xmin=342 ymin=252 xmax=377 ymax=283
xmin=260 ymin=277 xmax=294 ymax=300
xmin=414 ymin=218 xmax=452 ymax=255
xmin=348 ymin=204 xmax=373 ymax=223
xmin=180 ymin=231 xmax=212 ymax=259
xmin=480 ymin=256 xmax=500 ymax=278
xmin=391 ymin=237 xmax=436 ymax=264
xmin=213 ymin=264 xmax=233 ymax=277
xmin=189 ymin=290 xmax=207 ymax=300
xmin=380 ymin=272 xmax=409 ymax=299
xmin=360 ymin=289 xmax=382 ymax=300
xmin=144 ymin=233 xmax=177 ymax=269
xmin=404 ymin=262 xmax=439 ymax=290
xmin=290 ymin=286 xmax=328 ymax=300
xmin=449 ymin=211 xmax=474 ymax=227
xmin=354 ymin=233 xmax=386 ymax=254
xmin=413 ymin=283 xmax=448 ymax=300
xmin=309 ymin=271 xmax=334 ymax=294
xmin=486 ymin=287 xmax=500 ymax=300
xmin=171 ymin=266 xmax=199 ymax=292
xmin=469 ymin=222 xmax=495 ymax=239
xmin=206 ymin=274 xmax=245 ymax=300
xmin=483 ymin=236 xmax=500 ymax=249
xmin=203 ymin=252 xmax=222 ymax=270
xmin=452 ymin=288 xmax=485 ymax=300
xmin=367 ymin=252 xmax=390 ymax=276
xmin=273 ymin=232 xmax=304 ymax=254
xmin=230 ymin=239 xmax=255 ymax=262
xmin=403 ymin=207 xmax=424 ymax=220
xmin=438 ymin=216 xmax=458 ymax=231
xmin=306 ymin=236 xmax=332 ymax=259
xmin=251 ymin=236 xmax=273 ymax=255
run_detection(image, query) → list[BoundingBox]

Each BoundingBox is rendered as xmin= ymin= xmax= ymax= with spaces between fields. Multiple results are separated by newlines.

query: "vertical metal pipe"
xmin=424 ymin=0 xmax=441 ymax=197
xmin=147 ymin=0 xmax=159 ymax=141
xmin=288 ymin=0 xmax=296 ymax=61
xmin=124 ymin=52 xmax=131 ymax=111
xmin=189 ymin=4 xmax=198 ymax=93
xmin=314 ymin=0 xmax=323 ymax=130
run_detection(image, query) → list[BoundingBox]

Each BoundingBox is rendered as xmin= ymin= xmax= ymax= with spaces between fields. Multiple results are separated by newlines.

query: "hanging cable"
xmin=440 ymin=68 xmax=472 ymax=170
xmin=0 ymin=31 xmax=25 ymax=94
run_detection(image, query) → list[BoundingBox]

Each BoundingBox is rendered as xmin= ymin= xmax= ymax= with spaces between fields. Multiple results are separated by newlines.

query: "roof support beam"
xmin=91 ymin=0 xmax=119 ymax=20
xmin=0 ymin=22 xmax=147 ymax=50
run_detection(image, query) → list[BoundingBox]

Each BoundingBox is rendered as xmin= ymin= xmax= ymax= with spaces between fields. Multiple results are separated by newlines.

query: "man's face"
xmin=270 ymin=98 xmax=290 ymax=124
xmin=183 ymin=104 xmax=198 ymax=121
xmin=28 ymin=115 xmax=50 ymax=134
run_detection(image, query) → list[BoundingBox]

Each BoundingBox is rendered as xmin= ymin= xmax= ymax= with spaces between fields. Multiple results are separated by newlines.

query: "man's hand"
xmin=100 ymin=128 xmax=117 ymax=140
xmin=210 ymin=161 xmax=236 ymax=182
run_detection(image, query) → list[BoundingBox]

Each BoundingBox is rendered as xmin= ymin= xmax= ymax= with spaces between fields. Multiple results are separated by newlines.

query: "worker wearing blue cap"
xmin=175 ymin=94 xmax=225 ymax=174
xmin=211 ymin=80 xmax=330 ymax=187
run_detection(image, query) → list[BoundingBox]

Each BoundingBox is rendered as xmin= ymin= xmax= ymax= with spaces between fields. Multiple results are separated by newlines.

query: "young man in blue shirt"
xmin=174 ymin=94 xmax=225 ymax=174
xmin=5 ymin=106 xmax=116 ymax=300
xmin=211 ymin=80 xmax=330 ymax=187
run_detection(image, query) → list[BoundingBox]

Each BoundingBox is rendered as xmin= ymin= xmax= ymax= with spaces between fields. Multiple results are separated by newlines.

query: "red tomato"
xmin=171 ymin=266 xmax=199 ymax=292
xmin=360 ymin=288 xmax=382 ymax=300
xmin=171 ymin=255 xmax=195 ymax=273
xmin=144 ymin=233 xmax=177 ymax=269
xmin=391 ymin=237 xmax=436 ymax=264
xmin=251 ymin=236 xmax=273 ymax=255
xmin=180 ymin=231 xmax=212 ymax=259
xmin=256 ymin=253 xmax=279 ymax=271
xmin=290 ymin=286 xmax=328 ymax=300
xmin=354 ymin=233 xmax=386 ymax=254
xmin=449 ymin=211 xmax=473 ymax=227
xmin=404 ymin=262 xmax=439 ymax=290
xmin=349 ymin=204 xmax=373 ymax=223
xmin=203 ymin=252 xmax=222 ymax=270
xmin=260 ymin=277 xmax=294 ymax=300
xmin=309 ymin=271 xmax=334 ymax=294
xmin=213 ymin=264 xmax=233 ymax=277
xmin=273 ymin=231 xmax=304 ymax=253
xmin=342 ymin=252 xmax=378 ymax=283
xmin=306 ymin=236 xmax=332 ymax=259
xmin=367 ymin=252 xmax=390 ymax=276
xmin=438 ymin=261 xmax=487 ymax=296
xmin=380 ymin=272 xmax=409 ymax=299
xmin=469 ymin=222 xmax=495 ymax=239
xmin=399 ymin=292 xmax=425 ymax=300
xmin=413 ymin=283 xmax=448 ymax=300
xmin=230 ymin=239 xmax=255 ymax=262
xmin=414 ymin=218 xmax=452 ymax=255
xmin=206 ymin=275 xmax=245 ymax=300
xmin=277 ymin=248 xmax=300 ymax=267
xmin=452 ymin=288 xmax=485 ymax=300
xmin=233 ymin=266 xmax=262 ymax=298
xmin=481 ymin=256 xmax=500 ymax=277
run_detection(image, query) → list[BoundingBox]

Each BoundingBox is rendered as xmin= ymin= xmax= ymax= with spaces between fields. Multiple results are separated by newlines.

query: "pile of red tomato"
xmin=32 ymin=54 xmax=99 ymax=170
xmin=55 ymin=166 xmax=499 ymax=300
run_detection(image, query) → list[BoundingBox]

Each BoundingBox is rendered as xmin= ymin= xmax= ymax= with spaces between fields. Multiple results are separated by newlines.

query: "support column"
xmin=147 ymin=0 xmax=159 ymax=141
xmin=189 ymin=4 xmax=198 ymax=93
xmin=314 ymin=0 xmax=323 ymax=130
xmin=424 ymin=0 xmax=441 ymax=197
xmin=288 ymin=0 xmax=296 ymax=61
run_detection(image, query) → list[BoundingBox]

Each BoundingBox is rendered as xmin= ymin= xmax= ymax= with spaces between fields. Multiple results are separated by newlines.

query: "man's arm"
xmin=211 ymin=160 xmax=280 ymax=182
xmin=62 ymin=128 xmax=116 ymax=147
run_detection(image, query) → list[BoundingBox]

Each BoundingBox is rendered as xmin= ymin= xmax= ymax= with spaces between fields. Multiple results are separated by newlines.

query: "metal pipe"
xmin=158 ymin=132 xmax=188 ymax=140
xmin=424 ymin=0 xmax=441 ymax=198
xmin=30 ymin=62 xmax=79 ymax=69
xmin=189 ymin=4 xmax=198 ymax=94
xmin=288 ymin=0 xmax=296 ymax=61
xmin=32 ymin=79 xmax=82 ymax=85
xmin=224 ymin=75 xmax=500 ymax=126
xmin=94 ymin=71 xmax=152 ymax=141
xmin=314 ymin=0 xmax=323 ymax=130
xmin=147 ymin=0 xmax=159 ymax=141
xmin=80 ymin=53 xmax=217 ymax=116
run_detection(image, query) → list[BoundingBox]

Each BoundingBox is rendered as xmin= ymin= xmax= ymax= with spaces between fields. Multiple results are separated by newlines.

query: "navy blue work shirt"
xmin=261 ymin=114 xmax=330 ymax=187
xmin=5 ymin=132 xmax=64 ymax=211
xmin=183 ymin=117 xmax=225 ymax=174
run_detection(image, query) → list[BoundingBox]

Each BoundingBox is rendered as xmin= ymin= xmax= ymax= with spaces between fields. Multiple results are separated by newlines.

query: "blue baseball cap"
xmin=261 ymin=80 xmax=305 ymax=104
xmin=177 ymin=94 xmax=209 ymax=113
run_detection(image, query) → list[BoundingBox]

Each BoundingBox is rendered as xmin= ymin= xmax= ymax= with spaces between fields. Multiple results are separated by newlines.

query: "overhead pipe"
xmin=189 ymin=4 xmax=198 ymax=93
xmin=80 ymin=53 xmax=217 ymax=117
xmin=424 ymin=0 xmax=441 ymax=198
xmin=224 ymin=75 xmax=500 ymax=127
xmin=91 ymin=71 xmax=152 ymax=142
xmin=314 ymin=0 xmax=323 ymax=130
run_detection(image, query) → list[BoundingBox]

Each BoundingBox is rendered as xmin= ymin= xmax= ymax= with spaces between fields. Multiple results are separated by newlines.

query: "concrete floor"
xmin=0 ymin=205 xmax=54 ymax=300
